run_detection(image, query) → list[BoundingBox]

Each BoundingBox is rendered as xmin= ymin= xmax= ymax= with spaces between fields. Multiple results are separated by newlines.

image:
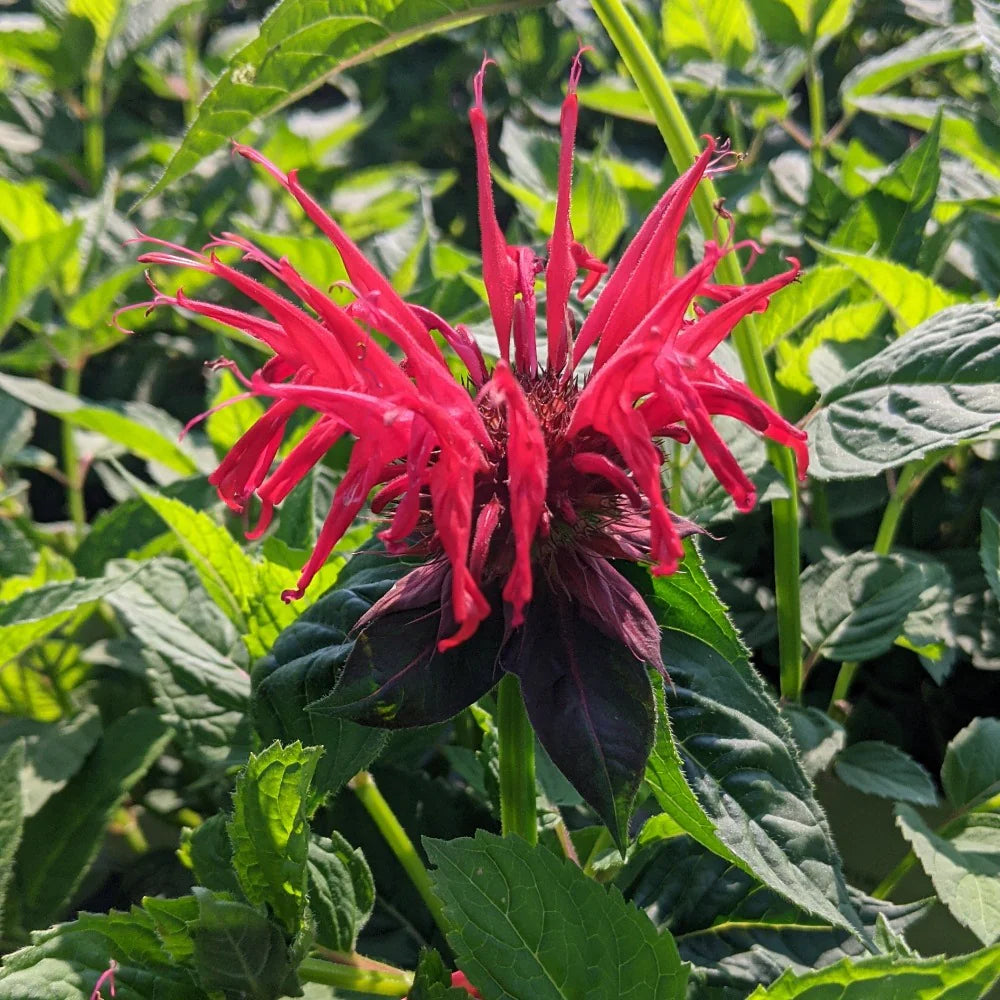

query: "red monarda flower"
xmin=131 ymin=53 xmax=806 ymax=836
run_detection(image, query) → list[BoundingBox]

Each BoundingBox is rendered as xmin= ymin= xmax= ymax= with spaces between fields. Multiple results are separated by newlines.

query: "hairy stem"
xmin=348 ymin=771 xmax=448 ymax=936
xmin=497 ymin=673 xmax=537 ymax=844
xmin=298 ymin=957 xmax=413 ymax=997
xmin=590 ymin=0 xmax=804 ymax=701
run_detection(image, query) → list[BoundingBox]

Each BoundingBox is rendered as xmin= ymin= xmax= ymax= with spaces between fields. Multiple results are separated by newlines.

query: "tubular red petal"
xmin=511 ymin=247 xmax=541 ymax=376
xmin=410 ymin=305 xmax=489 ymax=386
xmin=571 ymin=452 xmax=642 ymax=508
xmin=468 ymin=59 xmax=517 ymax=361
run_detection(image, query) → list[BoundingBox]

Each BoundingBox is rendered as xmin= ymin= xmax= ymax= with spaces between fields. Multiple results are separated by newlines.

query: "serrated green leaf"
xmin=941 ymin=717 xmax=1000 ymax=811
xmin=833 ymin=741 xmax=938 ymax=805
xmin=812 ymin=244 xmax=962 ymax=331
xmin=179 ymin=813 xmax=244 ymax=897
xmin=0 ymin=373 xmax=201 ymax=476
xmin=229 ymin=740 xmax=322 ymax=934
xmin=426 ymin=830 xmax=689 ymax=999
xmin=808 ymin=304 xmax=1000 ymax=479
xmin=757 ymin=266 xmax=856 ymax=350
xmin=0 ymin=741 xmax=24 ymax=933
xmin=206 ymin=368 xmax=266 ymax=456
xmin=620 ymin=834 xmax=929 ymax=998
xmin=143 ymin=894 xmax=200 ymax=964
xmin=896 ymin=805 xmax=1000 ymax=946
xmin=981 ymin=509 xmax=1000 ymax=602
xmin=142 ymin=0 xmax=547 ymax=201
xmin=0 ymin=918 xmax=205 ymax=1000
xmin=646 ymin=633 xmax=864 ymax=939
xmin=801 ymin=552 xmax=948 ymax=662
xmin=105 ymin=559 xmax=251 ymax=769
xmin=306 ymin=831 xmax=375 ymax=952
xmin=190 ymin=887 xmax=293 ymax=1000
xmin=747 ymin=943 xmax=1000 ymax=997
xmin=0 ymin=706 xmax=102 ymax=815
xmin=841 ymin=25 xmax=981 ymax=102
xmin=14 ymin=708 xmax=173 ymax=929
xmin=782 ymin=704 xmax=846 ymax=779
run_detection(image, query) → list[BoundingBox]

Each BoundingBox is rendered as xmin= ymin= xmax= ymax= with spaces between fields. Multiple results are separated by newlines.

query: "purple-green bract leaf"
xmin=500 ymin=586 xmax=654 ymax=851
xmin=311 ymin=595 xmax=504 ymax=728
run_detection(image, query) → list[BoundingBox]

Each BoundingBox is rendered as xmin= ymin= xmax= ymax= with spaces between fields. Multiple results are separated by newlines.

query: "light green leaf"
xmin=206 ymin=368 xmax=266 ymax=456
xmin=801 ymin=551 xmax=947 ymax=662
xmin=0 ymin=177 xmax=64 ymax=241
xmin=0 ymin=373 xmax=201 ymax=476
xmin=426 ymin=830 xmax=689 ymax=999
xmin=229 ymin=740 xmax=322 ymax=934
xmin=776 ymin=300 xmax=883 ymax=395
xmin=0 ymin=222 xmax=83 ymax=335
xmin=0 ymin=741 xmax=24 ymax=933
xmin=841 ymin=25 xmax=981 ymax=102
xmin=896 ymin=805 xmax=1000 ymax=946
xmin=981 ymin=510 xmax=1000 ymax=602
xmin=756 ymin=265 xmax=855 ymax=350
xmin=142 ymin=0 xmax=547 ymax=201
xmin=663 ymin=0 xmax=756 ymax=66
xmin=833 ymin=741 xmax=937 ymax=805
xmin=747 ymin=943 xmax=1000 ymax=997
xmin=647 ymin=633 xmax=864 ymax=939
xmin=811 ymin=244 xmax=962 ymax=331
xmin=808 ymin=304 xmax=1000 ymax=479
xmin=14 ymin=708 xmax=173 ymax=929
xmin=941 ymin=717 xmax=1000 ymax=811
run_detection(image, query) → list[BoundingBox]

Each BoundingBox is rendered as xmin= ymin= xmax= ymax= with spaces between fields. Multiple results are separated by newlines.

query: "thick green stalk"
xmin=298 ymin=958 xmax=413 ymax=997
xmin=62 ymin=365 xmax=86 ymax=534
xmin=590 ymin=0 xmax=804 ymax=700
xmin=806 ymin=53 xmax=826 ymax=167
xmin=83 ymin=48 xmax=106 ymax=191
xmin=828 ymin=460 xmax=929 ymax=713
xmin=497 ymin=673 xmax=537 ymax=844
xmin=348 ymin=772 xmax=448 ymax=936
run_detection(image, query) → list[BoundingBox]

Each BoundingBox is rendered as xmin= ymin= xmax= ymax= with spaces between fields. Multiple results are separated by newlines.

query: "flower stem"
xmin=62 ymin=364 xmax=86 ymax=535
xmin=497 ymin=673 xmax=537 ymax=844
xmin=83 ymin=48 xmax=106 ymax=192
xmin=591 ymin=0 xmax=805 ymax=701
xmin=348 ymin=771 xmax=448 ymax=937
xmin=298 ymin=957 xmax=412 ymax=997
xmin=828 ymin=459 xmax=932 ymax=714
xmin=806 ymin=52 xmax=827 ymax=168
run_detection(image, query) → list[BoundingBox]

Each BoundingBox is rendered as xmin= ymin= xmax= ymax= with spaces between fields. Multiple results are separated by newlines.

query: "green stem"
xmin=497 ymin=674 xmax=537 ymax=844
xmin=298 ymin=957 xmax=412 ymax=997
xmin=828 ymin=460 xmax=931 ymax=713
xmin=592 ymin=0 xmax=805 ymax=701
xmin=62 ymin=365 xmax=86 ymax=535
xmin=806 ymin=51 xmax=826 ymax=168
xmin=581 ymin=826 xmax=613 ymax=879
xmin=83 ymin=47 xmax=106 ymax=191
xmin=348 ymin=772 xmax=448 ymax=936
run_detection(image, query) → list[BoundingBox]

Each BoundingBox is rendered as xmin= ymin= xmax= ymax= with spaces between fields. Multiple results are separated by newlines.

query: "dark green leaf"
xmin=179 ymin=813 xmax=244 ymax=898
xmin=619 ymin=834 xmax=929 ymax=999
xmin=833 ymin=741 xmax=938 ymax=805
xmin=500 ymin=587 xmax=653 ymax=850
xmin=0 ymin=706 xmax=102 ymax=815
xmin=190 ymin=887 xmax=293 ymax=1000
xmin=409 ymin=948 xmax=473 ymax=999
xmin=782 ymin=704 xmax=845 ymax=779
xmin=106 ymin=559 xmax=251 ymax=769
xmin=142 ymin=0 xmax=548 ymax=200
xmin=746 ymin=944 xmax=1000 ymax=997
xmin=306 ymin=831 xmax=375 ymax=952
xmin=647 ymin=633 xmax=864 ymax=939
xmin=229 ymin=740 xmax=322 ymax=935
xmin=981 ymin=509 xmax=1000 ymax=602
xmin=895 ymin=805 xmax=1000 ymax=946
xmin=942 ymin=717 xmax=1000 ymax=810
xmin=426 ymin=831 xmax=689 ymax=999
xmin=14 ymin=708 xmax=173 ymax=929
xmin=800 ymin=552 xmax=950 ymax=662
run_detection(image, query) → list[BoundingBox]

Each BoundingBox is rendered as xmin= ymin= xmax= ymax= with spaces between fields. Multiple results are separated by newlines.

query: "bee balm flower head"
xmin=130 ymin=50 xmax=806 ymax=838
